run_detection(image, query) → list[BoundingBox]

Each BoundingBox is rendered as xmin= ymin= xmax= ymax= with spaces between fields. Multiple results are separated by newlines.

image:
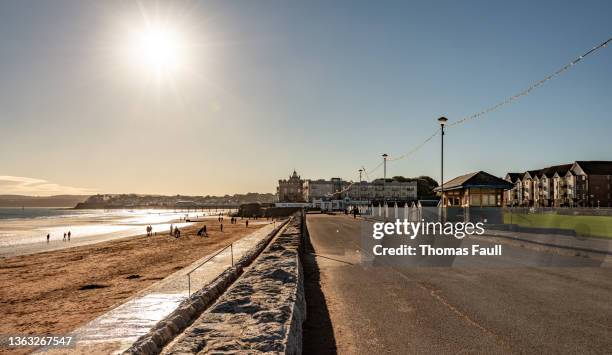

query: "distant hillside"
xmin=75 ymin=193 xmax=276 ymax=209
xmin=0 ymin=195 xmax=90 ymax=207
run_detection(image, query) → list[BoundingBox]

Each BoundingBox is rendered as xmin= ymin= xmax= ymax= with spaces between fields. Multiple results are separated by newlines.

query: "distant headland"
xmin=74 ymin=193 xmax=276 ymax=209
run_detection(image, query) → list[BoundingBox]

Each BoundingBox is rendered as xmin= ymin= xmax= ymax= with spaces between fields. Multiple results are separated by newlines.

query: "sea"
xmin=0 ymin=207 xmax=231 ymax=249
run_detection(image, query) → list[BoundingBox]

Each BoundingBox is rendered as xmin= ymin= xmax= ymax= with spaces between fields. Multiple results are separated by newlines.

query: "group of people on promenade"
xmin=146 ymin=225 xmax=155 ymax=236
xmin=45 ymin=230 xmax=72 ymax=243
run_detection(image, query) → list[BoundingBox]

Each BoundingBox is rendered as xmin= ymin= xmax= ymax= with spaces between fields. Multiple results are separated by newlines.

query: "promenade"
xmin=41 ymin=222 xmax=276 ymax=354
xmin=303 ymin=214 xmax=612 ymax=354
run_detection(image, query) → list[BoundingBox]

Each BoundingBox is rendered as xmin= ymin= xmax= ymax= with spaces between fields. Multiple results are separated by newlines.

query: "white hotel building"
xmin=302 ymin=177 xmax=418 ymax=207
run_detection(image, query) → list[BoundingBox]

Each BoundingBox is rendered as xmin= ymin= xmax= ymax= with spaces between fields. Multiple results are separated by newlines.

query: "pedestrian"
xmin=169 ymin=224 xmax=173 ymax=236
xmin=246 ymin=220 xmax=249 ymax=228
xmin=63 ymin=232 xmax=66 ymax=242
xmin=68 ymin=231 xmax=71 ymax=241
xmin=197 ymin=225 xmax=207 ymax=237
xmin=220 ymin=223 xmax=223 ymax=232
xmin=46 ymin=233 xmax=50 ymax=243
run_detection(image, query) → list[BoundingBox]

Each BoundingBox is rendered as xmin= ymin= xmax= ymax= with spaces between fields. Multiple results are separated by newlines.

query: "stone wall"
xmin=123 ymin=219 xmax=291 ymax=355
xmin=162 ymin=214 xmax=306 ymax=354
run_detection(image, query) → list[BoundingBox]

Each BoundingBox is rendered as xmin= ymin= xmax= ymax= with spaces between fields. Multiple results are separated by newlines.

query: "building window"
xmin=470 ymin=194 xmax=480 ymax=206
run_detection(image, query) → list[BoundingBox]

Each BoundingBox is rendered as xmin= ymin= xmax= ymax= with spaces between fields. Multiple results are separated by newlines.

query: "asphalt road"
xmin=303 ymin=214 xmax=612 ymax=354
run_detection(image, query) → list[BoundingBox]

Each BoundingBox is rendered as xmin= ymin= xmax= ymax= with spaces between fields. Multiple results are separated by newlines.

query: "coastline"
xmin=0 ymin=218 xmax=266 ymax=354
xmin=0 ymin=209 xmax=231 ymax=257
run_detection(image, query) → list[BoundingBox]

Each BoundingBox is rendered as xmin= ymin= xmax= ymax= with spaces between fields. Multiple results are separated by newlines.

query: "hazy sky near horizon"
xmin=0 ymin=0 xmax=611 ymax=196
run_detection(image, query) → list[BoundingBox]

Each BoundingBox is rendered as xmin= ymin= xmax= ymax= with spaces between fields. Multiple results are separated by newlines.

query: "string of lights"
xmin=350 ymin=36 xmax=611 ymax=183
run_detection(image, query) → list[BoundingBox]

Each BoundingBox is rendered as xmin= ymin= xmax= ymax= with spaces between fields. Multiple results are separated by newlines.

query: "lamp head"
xmin=438 ymin=116 xmax=448 ymax=126
xmin=382 ymin=153 xmax=388 ymax=158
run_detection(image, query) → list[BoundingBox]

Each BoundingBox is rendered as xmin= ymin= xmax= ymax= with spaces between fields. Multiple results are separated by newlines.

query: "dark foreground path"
xmin=303 ymin=214 xmax=612 ymax=354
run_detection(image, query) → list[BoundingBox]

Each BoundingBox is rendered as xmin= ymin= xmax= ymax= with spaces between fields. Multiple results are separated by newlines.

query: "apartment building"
xmin=302 ymin=177 xmax=417 ymax=204
xmin=505 ymin=161 xmax=612 ymax=207
xmin=303 ymin=178 xmax=346 ymax=201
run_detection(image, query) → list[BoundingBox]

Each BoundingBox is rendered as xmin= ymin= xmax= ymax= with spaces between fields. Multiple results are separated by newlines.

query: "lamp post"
xmin=358 ymin=168 xmax=363 ymax=202
xmin=382 ymin=154 xmax=388 ymax=213
xmin=438 ymin=117 xmax=448 ymax=207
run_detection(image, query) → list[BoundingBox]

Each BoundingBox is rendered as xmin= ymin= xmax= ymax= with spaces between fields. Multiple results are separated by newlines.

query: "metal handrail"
xmin=187 ymin=243 xmax=234 ymax=296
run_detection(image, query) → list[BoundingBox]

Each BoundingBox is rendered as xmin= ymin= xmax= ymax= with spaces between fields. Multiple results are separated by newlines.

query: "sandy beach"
xmin=0 ymin=218 xmax=264 ymax=354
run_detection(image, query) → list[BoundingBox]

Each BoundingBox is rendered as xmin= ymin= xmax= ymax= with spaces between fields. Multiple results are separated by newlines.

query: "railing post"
xmin=231 ymin=244 xmax=234 ymax=266
xmin=188 ymin=274 xmax=191 ymax=297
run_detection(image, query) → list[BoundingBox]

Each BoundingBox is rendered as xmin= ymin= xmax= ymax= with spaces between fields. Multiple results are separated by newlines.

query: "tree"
xmin=390 ymin=175 xmax=439 ymax=199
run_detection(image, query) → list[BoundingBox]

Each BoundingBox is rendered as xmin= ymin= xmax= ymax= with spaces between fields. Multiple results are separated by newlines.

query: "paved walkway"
xmin=303 ymin=214 xmax=612 ymax=354
xmin=485 ymin=228 xmax=612 ymax=254
xmin=41 ymin=222 xmax=276 ymax=355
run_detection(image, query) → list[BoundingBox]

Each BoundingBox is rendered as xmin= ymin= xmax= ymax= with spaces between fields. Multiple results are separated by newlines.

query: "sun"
xmin=127 ymin=22 xmax=187 ymax=78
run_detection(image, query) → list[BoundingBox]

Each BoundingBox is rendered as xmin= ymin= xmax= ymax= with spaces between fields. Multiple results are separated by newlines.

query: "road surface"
xmin=303 ymin=214 xmax=612 ymax=354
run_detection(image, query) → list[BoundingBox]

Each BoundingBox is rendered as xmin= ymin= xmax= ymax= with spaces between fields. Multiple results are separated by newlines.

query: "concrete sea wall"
xmin=162 ymin=214 xmax=306 ymax=354
xmin=123 ymin=219 xmax=291 ymax=355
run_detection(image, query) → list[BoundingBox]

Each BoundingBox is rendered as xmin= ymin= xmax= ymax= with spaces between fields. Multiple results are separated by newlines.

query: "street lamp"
xmin=382 ymin=154 xmax=388 ymax=209
xmin=358 ymin=168 xmax=363 ymax=202
xmin=438 ymin=117 xmax=448 ymax=207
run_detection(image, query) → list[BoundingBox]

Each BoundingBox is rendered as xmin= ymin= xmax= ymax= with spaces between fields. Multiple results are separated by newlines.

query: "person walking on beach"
xmin=46 ymin=233 xmax=50 ymax=243
xmin=169 ymin=224 xmax=173 ymax=236
xmin=63 ymin=232 xmax=66 ymax=242
xmin=246 ymin=220 xmax=249 ymax=228
xmin=68 ymin=231 xmax=71 ymax=241
xmin=220 ymin=223 xmax=223 ymax=232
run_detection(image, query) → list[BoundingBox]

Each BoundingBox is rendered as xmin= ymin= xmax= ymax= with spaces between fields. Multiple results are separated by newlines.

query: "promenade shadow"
xmin=302 ymin=224 xmax=338 ymax=354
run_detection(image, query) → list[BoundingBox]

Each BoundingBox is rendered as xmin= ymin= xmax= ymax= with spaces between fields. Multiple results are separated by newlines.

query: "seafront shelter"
xmin=434 ymin=171 xmax=514 ymax=207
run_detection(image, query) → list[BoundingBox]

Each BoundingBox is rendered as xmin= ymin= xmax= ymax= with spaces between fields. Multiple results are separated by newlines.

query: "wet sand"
xmin=0 ymin=218 xmax=264 ymax=354
xmin=0 ymin=209 xmax=221 ymax=257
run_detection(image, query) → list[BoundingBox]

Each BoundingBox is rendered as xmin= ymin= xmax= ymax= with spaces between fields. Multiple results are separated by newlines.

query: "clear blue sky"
xmin=0 ymin=0 xmax=610 ymax=195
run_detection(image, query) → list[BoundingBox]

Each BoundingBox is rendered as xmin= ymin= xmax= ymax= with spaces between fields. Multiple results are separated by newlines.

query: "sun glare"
xmin=127 ymin=22 xmax=187 ymax=78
